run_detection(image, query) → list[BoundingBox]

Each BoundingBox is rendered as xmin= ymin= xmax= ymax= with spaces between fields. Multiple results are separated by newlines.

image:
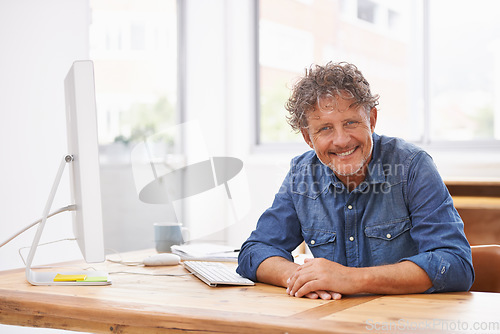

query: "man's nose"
xmin=331 ymin=127 xmax=350 ymax=147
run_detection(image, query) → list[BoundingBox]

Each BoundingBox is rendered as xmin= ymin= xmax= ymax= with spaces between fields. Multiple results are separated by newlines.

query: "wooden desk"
xmin=1 ymin=250 xmax=499 ymax=334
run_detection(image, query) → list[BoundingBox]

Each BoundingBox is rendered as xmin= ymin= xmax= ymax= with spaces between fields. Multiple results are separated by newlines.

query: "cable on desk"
xmin=106 ymin=258 xmax=144 ymax=266
xmin=105 ymin=249 xmax=194 ymax=277
xmin=18 ymin=238 xmax=78 ymax=266
xmin=0 ymin=204 xmax=76 ymax=248
xmin=108 ymin=271 xmax=194 ymax=277
xmin=105 ymin=248 xmax=145 ymax=266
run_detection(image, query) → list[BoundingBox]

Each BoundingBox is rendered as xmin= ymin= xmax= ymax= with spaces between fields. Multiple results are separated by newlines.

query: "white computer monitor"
xmin=25 ymin=60 xmax=109 ymax=285
xmin=64 ymin=60 xmax=105 ymax=264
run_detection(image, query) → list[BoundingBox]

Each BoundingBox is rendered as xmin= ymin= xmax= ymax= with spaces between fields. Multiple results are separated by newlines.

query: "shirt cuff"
xmin=237 ymin=245 xmax=294 ymax=281
xmin=400 ymin=252 xmax=450 ymax=293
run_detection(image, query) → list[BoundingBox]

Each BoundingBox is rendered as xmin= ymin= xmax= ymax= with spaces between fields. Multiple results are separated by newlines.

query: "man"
xmin=236 ymin=62 xmax=474 ymax=300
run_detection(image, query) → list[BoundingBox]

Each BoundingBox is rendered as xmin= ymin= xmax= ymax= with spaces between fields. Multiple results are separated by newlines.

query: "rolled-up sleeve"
xmin=236 ymin=169 xmax=303 ymax=281
xmin=401 ymin=152 xmax=474 ymax=292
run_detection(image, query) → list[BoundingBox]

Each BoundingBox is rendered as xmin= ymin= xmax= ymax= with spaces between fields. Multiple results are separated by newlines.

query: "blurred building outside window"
xmin=89 ymin=0 xmax=179 ymax=160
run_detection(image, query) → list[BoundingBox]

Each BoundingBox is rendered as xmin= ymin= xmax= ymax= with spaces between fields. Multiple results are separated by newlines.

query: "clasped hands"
xmin=286 ymin=257 xmax=358 ymax=300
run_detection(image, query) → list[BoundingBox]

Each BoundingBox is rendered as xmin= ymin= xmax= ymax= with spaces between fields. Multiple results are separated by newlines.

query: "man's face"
xmin=301 ymin=95 xmax=377 ymax=186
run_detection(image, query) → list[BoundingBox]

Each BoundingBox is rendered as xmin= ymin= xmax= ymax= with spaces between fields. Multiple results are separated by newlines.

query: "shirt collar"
xmin=365 ymin=132 xmax=386 ymax=184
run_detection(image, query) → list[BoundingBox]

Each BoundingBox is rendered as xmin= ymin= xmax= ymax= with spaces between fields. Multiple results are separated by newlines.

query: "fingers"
xmin=286 ymin=268 xmax=312 ymax=297
xmin=316 ymin=291 xmax=342 ymax=300
xmin=305 ymin=292 xmax=319 ymax=299
xmin=286 ymin=261 xmax=317 ymax=296
xmin=297 ymin=290 xmax=342 ymax=300
xmin=293 ymin=280 xmax=320 ymax=298
xmin=287 ymin=275 xmax=325 ymax=299
xmin=285 ymin=259 xmax=343 ymax=300
xmin=288 ymin=265 xmax=322 ymax=297
xmin=332 ymin=292 xmax=342 ymax=300
xmin=315 ymin=290 xmax=332 ymax=300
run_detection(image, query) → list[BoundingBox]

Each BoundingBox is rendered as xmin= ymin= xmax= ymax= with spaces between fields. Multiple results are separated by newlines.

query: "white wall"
xmin=0 ymin=0 xmax=91 ymax=269
xmin=0 ymin=1 xmax=94 ymax=333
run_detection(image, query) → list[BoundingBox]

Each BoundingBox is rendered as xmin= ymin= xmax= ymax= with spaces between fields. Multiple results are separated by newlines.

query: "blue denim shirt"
xmin=237 ymin=133 xmax=474 ymax=293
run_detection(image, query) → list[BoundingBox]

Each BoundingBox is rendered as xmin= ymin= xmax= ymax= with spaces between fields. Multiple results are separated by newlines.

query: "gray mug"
xmin=154 ymin=223 xmax=189 ymax=253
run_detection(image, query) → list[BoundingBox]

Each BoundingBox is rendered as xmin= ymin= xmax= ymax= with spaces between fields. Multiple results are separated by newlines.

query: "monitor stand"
xmin=25 ymin=155 xmax=111 ymax=286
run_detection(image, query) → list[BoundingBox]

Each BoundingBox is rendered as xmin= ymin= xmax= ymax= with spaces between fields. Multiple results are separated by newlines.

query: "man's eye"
xmin=344 ymin=121 xmax=359 ymax=128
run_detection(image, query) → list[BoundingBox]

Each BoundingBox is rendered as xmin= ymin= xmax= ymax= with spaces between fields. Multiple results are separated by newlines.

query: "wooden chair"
xmin=470 ymin=245 xmax=500 ymax=293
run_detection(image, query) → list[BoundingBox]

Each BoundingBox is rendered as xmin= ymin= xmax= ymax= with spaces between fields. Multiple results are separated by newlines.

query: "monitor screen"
xmin=64 ymin=60 xmax=105 ymax=263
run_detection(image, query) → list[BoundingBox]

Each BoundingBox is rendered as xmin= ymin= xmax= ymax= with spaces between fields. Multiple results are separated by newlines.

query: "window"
xmin=258 ymin=0 xmax=500 ymax=147
xmin=258 ymin=0 xmax=418 ymax=144
xmin=89 ymin=0 xmax=179 ymax=252
xmin=428 ymin=0 xmax=500 ymax=142
xmin=130 ymin=22 xmax=146 ymax=50
xmin=89 ymin=0 xmax=178 ymax=147
xmin=357 ymin=0 xmax=377 ymax=24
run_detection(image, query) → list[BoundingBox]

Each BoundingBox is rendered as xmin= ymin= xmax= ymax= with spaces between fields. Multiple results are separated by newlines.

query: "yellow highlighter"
xmin=53 ymin=274 xmax=87 ymax=282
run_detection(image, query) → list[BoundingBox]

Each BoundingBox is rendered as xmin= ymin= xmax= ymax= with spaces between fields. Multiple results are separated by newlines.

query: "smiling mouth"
xmin=335 ymin=147 xmax=356 ymax=157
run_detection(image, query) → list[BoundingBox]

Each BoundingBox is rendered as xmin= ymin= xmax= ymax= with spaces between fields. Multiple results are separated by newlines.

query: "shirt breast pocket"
xmin=303 ymin=229 xmax=336 ymax=260
xmin=364 ymin=218 xmax=417 ymax=265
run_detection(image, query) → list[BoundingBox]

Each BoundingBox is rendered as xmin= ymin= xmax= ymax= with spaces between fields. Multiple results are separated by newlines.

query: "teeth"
xmin=337 ymin=148 xmax=356 ymax=157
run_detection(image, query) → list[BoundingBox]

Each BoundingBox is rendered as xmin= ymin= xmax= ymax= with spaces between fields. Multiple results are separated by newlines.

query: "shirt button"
xmin=310 ymin=240 xmax=315 ymax=245
xmin=386 ymin=233 xmax=392 ymax=239
xmin=347 ymin=205 xmax=353 ymax=210
xmin=349 ymin=236 xmax=354 ymax=242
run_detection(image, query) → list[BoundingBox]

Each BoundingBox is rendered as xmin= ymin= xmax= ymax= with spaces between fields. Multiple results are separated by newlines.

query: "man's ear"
xmin=369 ymin=107 xmax=378 ymax=132
xmin=301 ymin=128 xmax=314 ymax=149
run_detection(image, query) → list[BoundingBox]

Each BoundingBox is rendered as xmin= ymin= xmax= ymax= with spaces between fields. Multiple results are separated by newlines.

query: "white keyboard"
xmin=183 ymin=261 xmax=254 ymax=287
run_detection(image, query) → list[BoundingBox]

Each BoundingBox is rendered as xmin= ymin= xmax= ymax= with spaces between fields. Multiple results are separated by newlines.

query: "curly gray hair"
xmin=285 ymin=62 xmax=379 ymax=131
